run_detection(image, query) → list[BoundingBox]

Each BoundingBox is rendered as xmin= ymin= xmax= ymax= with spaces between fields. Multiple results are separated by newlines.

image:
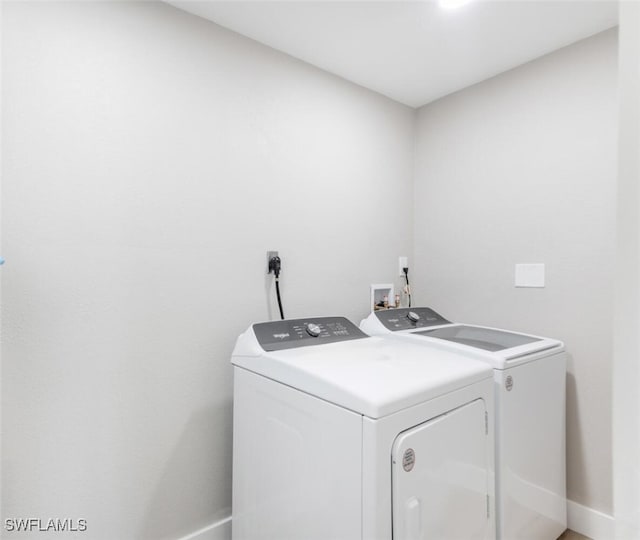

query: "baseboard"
xmin=176 ymin=503 xmax=611 ymax=540
xmin=567 ymin=500 xmax=614 ymax=540
xmin=177 ymin=516 xmax=231 ymax=540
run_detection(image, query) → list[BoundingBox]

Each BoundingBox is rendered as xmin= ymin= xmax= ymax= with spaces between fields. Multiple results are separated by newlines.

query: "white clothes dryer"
xmin=361 ymin=307 xmax=567 ymax=540
xmin=231 ymin=316 xmax=496 ymax=540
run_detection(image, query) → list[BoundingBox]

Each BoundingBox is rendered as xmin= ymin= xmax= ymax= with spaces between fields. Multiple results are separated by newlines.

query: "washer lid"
xmin=408 ymin=324 xmax=563 ymax=367
xmin=360 ymin=308 xmax=564 ymax=369
xmin=415 ymin=325 xmax=541 ymax=352
xmin=231 ymin=322 xmax=492 ymax=419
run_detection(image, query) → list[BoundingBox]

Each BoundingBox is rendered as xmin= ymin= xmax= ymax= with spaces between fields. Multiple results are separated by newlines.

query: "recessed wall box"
xmin=370 ymin=283 xmax=395 ymax=311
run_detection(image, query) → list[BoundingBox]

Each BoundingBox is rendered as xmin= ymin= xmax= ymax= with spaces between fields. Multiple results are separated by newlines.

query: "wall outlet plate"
xmin=267 ymin=251 xmax=279 ymax=273
xmin=399 ymin=256 xmax=408 ymax=276
xmin=515 ymin=263 xmax=545 ymax=287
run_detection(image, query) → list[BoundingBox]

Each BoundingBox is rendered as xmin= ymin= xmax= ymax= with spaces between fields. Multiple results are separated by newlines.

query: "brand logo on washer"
xmin=402 ymin=448 xmax=415 ymax=472
xmin=272 ymin=333 xmax=289 ymax=340
xmin=505 ymin=375 xmax=514 ymax=391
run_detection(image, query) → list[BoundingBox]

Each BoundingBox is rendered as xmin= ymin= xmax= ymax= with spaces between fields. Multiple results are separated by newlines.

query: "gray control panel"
xmin=253 ymin=317 xmax=368 ymax=351
xmin=375 ymin=307 xmax=450 ymax=331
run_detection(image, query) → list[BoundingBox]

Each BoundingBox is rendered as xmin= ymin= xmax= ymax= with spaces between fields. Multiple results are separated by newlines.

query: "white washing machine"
xmin=361 ymin=307 xmax=567 ymax=540
xmin=231 ymin=316 xmax=496 ymax=540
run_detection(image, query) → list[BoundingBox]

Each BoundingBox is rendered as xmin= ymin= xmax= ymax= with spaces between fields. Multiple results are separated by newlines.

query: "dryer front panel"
xmin=392 ymin=399 xmax=490 ymax=540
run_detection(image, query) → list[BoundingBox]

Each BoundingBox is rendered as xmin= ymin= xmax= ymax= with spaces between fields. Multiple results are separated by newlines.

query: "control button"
xmin=306 ymin=323 xmax=322 ymax=337
xmin=407 ymin=311 xmax=420 ymax=323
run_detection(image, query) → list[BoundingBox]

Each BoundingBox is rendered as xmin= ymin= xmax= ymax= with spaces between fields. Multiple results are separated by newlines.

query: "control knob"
xmin=407 ymin=311 xmax=420 ymax=323
xmin=306 ymin=323 xmax=322 ymax=337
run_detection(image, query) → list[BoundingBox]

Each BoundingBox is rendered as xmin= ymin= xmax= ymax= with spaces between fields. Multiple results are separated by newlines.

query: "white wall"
xmin=614 ymin=3 xmax=640 ymax=538
xmin=413 ymin=29 xmax=617 ymax=516
xmin=0 ymin=2 xmax=414 ymax=539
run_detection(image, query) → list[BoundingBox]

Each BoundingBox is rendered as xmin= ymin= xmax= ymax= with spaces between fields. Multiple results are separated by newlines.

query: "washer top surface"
xmin=231 ymin=316 xmax=492 ymax=419
xmin=361 ymin=308 xmax=565 ymax=369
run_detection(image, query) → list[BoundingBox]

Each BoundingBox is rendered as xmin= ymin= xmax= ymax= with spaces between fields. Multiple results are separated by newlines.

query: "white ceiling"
xmin=166 ymin=0 xmax=618 ymax=108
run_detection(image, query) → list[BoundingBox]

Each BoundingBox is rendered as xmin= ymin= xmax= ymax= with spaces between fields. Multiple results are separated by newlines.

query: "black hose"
xmin=403 ymin=268 xmax=412 ymax=308
xmin=268 ymin=256 xmax=285 ymax=320
xmin=275 ymin=277 xmax=285 ymax=320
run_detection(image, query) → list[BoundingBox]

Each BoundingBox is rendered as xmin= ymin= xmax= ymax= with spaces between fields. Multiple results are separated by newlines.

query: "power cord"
xmin=403 ymin=267 xmax=412 ymax=308
xmin=268 ymin=256 xmax=285 ymax=320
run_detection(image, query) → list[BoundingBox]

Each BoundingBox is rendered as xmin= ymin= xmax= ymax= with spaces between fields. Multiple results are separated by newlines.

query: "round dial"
xmin=407 ymin=311 xmax=420 ymax=323
xmin=306 ymin=323 xmax=322 ymax=337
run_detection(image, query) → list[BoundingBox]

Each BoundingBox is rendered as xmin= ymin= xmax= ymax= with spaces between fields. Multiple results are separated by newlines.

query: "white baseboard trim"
xmin=177 ymin=503 xmax=612 ymax=540
xmin=177 ymin=516 xmax=231 ymax=540
xmin=567 ymin=500 xmax=614 ymax=540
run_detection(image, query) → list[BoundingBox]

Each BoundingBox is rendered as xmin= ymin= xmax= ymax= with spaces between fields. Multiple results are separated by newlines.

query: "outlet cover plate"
xmin=515 ymin=263 xmax=545 ymax=288
xmin=399 ymin=256 xmax=408 ymax=277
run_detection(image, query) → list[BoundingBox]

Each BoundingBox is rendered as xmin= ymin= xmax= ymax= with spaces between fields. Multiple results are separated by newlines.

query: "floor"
xmin=558 ymin=530 xmax=591 ymax=540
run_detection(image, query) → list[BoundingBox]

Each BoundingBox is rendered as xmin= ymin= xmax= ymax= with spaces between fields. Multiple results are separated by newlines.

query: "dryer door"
xmin=392 ymin=399 xmax=490 ymax=540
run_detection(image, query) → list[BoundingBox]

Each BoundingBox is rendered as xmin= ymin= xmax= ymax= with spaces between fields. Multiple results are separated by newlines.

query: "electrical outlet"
xmin=267 ymin=251 xmax=279 ymax=273
xmin=399 ymin=256 xmax=409 ymax=276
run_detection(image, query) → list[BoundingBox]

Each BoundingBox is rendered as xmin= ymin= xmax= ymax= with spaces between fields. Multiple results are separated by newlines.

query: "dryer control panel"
xmin=253 ymin=317 xmax=367 ymax=351
xmin=375 ymin=307 xmax=450 ymax=331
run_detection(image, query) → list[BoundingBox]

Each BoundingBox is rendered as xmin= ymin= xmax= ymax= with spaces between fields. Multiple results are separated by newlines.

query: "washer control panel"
xmin=375 ymin=307 xmax=450 ymax=331
xmin=253 ymin=317 xmax=368 ymax=351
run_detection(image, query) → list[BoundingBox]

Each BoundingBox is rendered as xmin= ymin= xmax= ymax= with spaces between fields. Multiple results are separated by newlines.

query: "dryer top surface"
xmin=232 ymin=322 xmax=492 ymax=419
